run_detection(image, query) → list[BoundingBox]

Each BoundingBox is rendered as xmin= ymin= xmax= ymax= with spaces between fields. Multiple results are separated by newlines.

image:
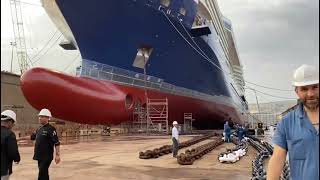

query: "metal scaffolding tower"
xmin=146 ymin=98 xmax=169 ymax=134
xmin=183 ymin=113 xmax=194 ymax=133
xmin=9 ymin=0 xmax=30 ymax=74
xmin=131 ymin=106 xmax=147 ymax=133
xmin=131 ymin=98 xmax=169 ymax=134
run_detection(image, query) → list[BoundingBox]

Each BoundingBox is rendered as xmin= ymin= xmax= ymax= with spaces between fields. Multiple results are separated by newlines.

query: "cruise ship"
xmin=21 ymin=0 xmax=248 ymax=129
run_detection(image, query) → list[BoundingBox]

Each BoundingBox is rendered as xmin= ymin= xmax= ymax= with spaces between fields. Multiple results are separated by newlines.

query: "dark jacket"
xmin=224 ymin=124 xmax=231 ymax=134
xmin=237 ymin=127 xmax=244 ymax=138
xmin=1 ymin=126 xmax=20 ymax=176
xmin=31 ymin=123 xmax=60 ymax=161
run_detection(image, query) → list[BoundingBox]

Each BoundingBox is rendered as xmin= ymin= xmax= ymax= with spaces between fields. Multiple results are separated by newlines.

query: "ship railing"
xmin=80 ymin=59 xmax=236 ymax=107
xmin=81 ymin=59 xmax=162 ymax=83
xmin=81 ymin=67 xmax=164 ymax=89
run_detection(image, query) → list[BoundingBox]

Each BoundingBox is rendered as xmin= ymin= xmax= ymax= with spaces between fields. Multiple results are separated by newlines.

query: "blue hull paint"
xmin=55 ymin=0 xmax=247 ymax=125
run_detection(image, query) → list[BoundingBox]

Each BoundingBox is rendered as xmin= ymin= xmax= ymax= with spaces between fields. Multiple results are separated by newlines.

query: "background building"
xmin=248 ymin=100 xmax=298 ymax=127
xmin=1 ymin=71 xmax=80 ymax=137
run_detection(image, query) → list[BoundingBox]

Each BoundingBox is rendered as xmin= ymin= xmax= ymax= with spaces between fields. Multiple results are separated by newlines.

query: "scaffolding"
xmin=183 ymin=113 xmax=194 ymax=134
xmin=146 ymin=98 xmax=169 ymax=134
xmin=131 ymin=106 xmax=147 ymax=133
xmin=130 ymin=98 xmax=169 ymax=134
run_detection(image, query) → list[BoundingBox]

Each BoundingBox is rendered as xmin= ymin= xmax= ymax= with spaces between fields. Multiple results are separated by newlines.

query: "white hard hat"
xmin=1 ymin=110 xmax=16 ymax=122
xmin=173 ymin=121 xmax=178 ymax=125
xmin=38 ymin=108 xmax=52 ymax=118
xmin=292 ymin=64 xmax=319 ymax=87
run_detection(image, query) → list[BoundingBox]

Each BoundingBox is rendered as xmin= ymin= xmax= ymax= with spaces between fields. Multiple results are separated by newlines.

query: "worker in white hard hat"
xmin=1 ymin=110 xmax=20 ymax=180
xmin=268 ymin=65 xmax=319 ymax=180
xmin=172 ymin=121 xmax=179 ymax=158
xmin=29 ymin=108 xmax=61 ymax=180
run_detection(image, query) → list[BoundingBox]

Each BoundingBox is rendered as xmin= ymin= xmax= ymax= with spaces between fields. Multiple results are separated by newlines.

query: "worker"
xmin=172 ymin=121 xmax=179 ymax=158
xmin=242 ymin=125 xmax=247 ymax=138
xmin=237 ymin=125 xmax=244 ymax=142
xmin=1 ymin=110 xmax=20 ymax=180
xmin=267 ymin=65 xmax=319 ymax=180
xmin=31 ymin=108 xmax=61 ymax=180
xmin=235 ymin=124 xmax=239 ymax=132
xmin=224 ymin=121 xmax=231 ymax=143
xmin=235 ymin=124 xmax=239 ymax=137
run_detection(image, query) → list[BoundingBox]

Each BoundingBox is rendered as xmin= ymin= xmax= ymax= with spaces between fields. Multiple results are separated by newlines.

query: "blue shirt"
xmin=273 ymin=103 xmax=319 ymax=180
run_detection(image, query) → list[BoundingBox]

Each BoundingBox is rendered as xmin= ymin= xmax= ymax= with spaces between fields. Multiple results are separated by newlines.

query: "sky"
xmin=216 ymin=0 xmax=319 ymax=103
xmin=1 ymin=0 xmax=81 ymax=74
xmin=1 ymin=0 xmax=319 ymax=104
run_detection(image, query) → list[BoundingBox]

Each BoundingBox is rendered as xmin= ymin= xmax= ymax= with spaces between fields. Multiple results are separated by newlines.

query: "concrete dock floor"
xmin=11 ymin=135 xmax=257 ymax=180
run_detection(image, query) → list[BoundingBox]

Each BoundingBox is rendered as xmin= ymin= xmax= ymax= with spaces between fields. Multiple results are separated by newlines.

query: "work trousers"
xmin=172 ymin=138 xmax=179 ymax=157
xmin=225 ymin=133 xmax=231 ymax=143
xmin=37 ymin=160 xmax=52 ymax=180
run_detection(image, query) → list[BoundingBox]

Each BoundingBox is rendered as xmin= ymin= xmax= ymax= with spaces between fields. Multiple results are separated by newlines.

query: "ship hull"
xmin=21 ymin=68 xmax=242 ymax=129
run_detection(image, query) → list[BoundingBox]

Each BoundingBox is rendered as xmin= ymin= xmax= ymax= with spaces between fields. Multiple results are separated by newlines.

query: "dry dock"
xmin=11 ymin=135 xmax=257 ymax=180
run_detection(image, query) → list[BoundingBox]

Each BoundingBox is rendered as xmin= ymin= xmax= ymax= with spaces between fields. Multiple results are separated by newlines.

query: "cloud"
xmin=1 ymin=0 xmax=318 ymax=103
xmin=217 ymin=0 xmax=319 ymax=103
xmin=1 ymin=0 xmax=81 ymax=74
